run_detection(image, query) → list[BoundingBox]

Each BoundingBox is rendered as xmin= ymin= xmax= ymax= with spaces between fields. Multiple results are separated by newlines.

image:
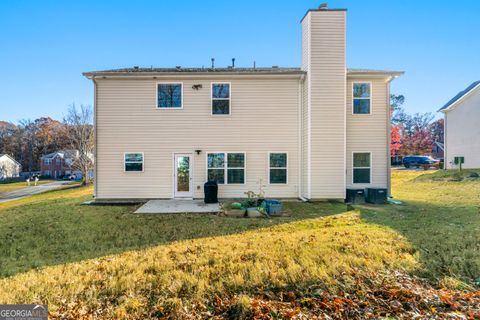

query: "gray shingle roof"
xmin=438 ymin=80 xmax=480 ymax=112
xmin=83 ymin=67 xmax=304 ymax=77
xmin=83 ymin=67 xmax=403 ymax=77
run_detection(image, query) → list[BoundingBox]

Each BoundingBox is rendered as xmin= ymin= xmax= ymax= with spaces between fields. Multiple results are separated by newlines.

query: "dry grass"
xmin=0 ymin=180 xmax=54 ymax=194
xmin=0 ymin=212 xmax=416 ymax=318
xmin=0 ymin=169 xmax=478 ymax=318
xmin=362 ymin=169 xmax=480 ymax=286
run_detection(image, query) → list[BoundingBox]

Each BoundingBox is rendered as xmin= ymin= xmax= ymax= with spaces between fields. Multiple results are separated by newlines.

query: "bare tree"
xmin=64 ymin=104 xmax=94 ymax=185
xmin=18 ymin=119 xmax=39 ymax=173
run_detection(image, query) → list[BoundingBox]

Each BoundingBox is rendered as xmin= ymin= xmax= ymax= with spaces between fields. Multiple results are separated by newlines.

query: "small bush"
xmin=468 ymin=172 xmax=479 ymax=178
xmin=227 ymin=295 xmax=252 ymax=320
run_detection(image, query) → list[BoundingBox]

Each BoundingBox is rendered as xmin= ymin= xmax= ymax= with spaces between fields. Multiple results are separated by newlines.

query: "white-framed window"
xmin=353 ymin=82 xmax=371 ymax=114
xmin=45 ymin=159 xmax=52 ymax=165
xmin=353 ymin=152 xmax=371 ymax=183
xmin=124 ymin=152 xmax=144 ymax=172
xmin=269 ymin=152 xmax=287 ymax=184
xmin=211 ymin=83 xmax=230 ymax=115
xmin=207 ymin=152 xmax=245 ymax=184
xmin=55 ymin=158 xmax=61 ymax=165
xmin=44 ymin=170 xmax=51 ymax=176
xmin=157 ymin=83 xmax=183 ymax=109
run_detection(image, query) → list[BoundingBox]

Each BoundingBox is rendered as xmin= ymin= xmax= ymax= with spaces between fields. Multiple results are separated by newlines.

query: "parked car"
xmin=403 ymin=156 xmax=439 ymax=169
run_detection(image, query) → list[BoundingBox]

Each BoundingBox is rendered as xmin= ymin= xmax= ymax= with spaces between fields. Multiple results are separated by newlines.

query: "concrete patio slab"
xmin=135 ymin=199 xmax=221 ymax=214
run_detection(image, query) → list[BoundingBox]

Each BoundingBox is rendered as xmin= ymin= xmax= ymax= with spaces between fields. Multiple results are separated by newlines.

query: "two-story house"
xmin=40 ymin=150 xmax=82 ymax=179
xmin=83 ymin=4 xmax=402 ymax=201
xmin=439 ymin=80 xmax=480 ymax=169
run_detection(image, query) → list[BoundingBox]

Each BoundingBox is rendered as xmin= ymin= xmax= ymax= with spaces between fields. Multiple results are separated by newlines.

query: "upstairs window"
xmin=353 ymin=83 xmax=371 ymax=114
xmin=125 ymin=153 xmax=144 ymax=172
xmin=269 ymin=153 xmax=287 ymax=184
xmin=207 ymin=152 xmax=245 ymax=184
xmin=353 ymin=152 xmax=371 ymax=183
xmin=212 ymin=83 xmax=230 ymax=115
xmin=157 ymin=83 xmax=182 ymax=108
xmin=45 ymin=159 xmax=52 ymax=165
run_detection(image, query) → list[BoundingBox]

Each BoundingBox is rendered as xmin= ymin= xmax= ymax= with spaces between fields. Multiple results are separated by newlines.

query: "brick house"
xmin=40 ymin=150 xmax=82 ymax=179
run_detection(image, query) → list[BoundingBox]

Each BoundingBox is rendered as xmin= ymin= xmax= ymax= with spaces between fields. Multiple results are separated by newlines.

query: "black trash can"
xmin=204 ymin=181 xmax=218 ymax=203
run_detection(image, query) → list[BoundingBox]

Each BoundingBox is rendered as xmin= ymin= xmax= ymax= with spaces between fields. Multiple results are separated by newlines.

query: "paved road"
xmin=0 ymin=181 xmax=75 ymax=203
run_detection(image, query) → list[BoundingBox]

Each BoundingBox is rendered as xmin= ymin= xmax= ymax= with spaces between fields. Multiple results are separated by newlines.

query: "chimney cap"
xmin=319 ymin=3 xmax=328 ymax=9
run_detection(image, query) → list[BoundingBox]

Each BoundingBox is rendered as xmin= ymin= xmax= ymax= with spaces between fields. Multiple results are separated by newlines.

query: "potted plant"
xmin=223 ymin=202 xmax=246 ymax=217
xmin=242 ymin=192 xmax=262 ymax=218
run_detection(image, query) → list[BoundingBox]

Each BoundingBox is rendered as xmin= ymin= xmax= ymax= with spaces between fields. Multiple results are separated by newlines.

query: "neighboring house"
xmin=439 ymin=80 xmax=480 ymax=169
xmin=432 ymin=141 xmax=444 ymax=161
xmin=83 ymin=4 xmax=403 ymax=200
xmin=40 ymin=150 xmax=87 ymax=179
xmin=0 ymin=154 xmax=21 ymax=180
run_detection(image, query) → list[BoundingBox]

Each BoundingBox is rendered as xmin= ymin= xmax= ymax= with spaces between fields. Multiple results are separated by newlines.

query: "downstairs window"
xmin=353 ymin=152 xmax=371 ymax=183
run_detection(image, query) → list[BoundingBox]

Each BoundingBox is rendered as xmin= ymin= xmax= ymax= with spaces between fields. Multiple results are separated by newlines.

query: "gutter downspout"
xmin=443 ymin=111 xmax=447 ymax=170
xmin=92 ymin=77 xmax=98 ymax=198
xmin=386 ymin=76 xmax=393 ymax=197
xmin=298 ymin=73 xmax=308 ymax=202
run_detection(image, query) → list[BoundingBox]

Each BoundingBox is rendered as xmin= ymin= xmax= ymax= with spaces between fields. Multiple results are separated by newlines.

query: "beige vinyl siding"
xmin=95 ymin=77 xmax=300 ymax=199
xmin=306 ymin=10 xmax=346 ymax=199
xmin=444 ymin=88 xmax=480 ymax=169
xmin=301 ymin=13 xmax=311 ymax=198
xmin=346 ymin=78 xmax=389 ymax=188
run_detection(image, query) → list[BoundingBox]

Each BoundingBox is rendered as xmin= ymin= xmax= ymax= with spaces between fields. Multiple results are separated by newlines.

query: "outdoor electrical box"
xmin=345 ymin=189 xmax=365 ymax=204
xmin=365 ymin=188 xmax=388 ymax=204
xmin=454 ymin=156 xmax=465 ymax=170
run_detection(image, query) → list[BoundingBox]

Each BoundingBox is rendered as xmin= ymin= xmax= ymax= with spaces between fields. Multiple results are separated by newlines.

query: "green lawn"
xmin=0 ymin=180 xmax=54 ymax=194
xmin=361 ymin=169 xmax=480 ymax=287
xmin=0 ymin=186 xmax=347 ymax=278
xmin=0 ymin=169 xmax=478 ymax=318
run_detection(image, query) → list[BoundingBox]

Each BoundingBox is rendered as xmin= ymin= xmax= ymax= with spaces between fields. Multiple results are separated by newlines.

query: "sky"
xmin=0 ymin=0 xmax=479 ymax=123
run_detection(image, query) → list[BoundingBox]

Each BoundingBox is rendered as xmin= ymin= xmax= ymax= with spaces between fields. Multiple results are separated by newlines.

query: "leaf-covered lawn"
xmin=0 ymin=169 xmax=479 ymax=318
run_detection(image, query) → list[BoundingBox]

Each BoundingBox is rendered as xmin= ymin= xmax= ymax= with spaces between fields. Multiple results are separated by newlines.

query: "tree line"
xmin=0 ymin=105 xmax=94 ymax=184
xmin=390 ymin=95 xmax=444 ymax=160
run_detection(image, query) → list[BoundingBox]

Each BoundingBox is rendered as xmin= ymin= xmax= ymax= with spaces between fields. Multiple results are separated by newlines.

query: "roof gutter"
xmin=438 ymin=82 xmax=480 ymax=113
xmin=82 ymin=72 xmax=305 ymax=80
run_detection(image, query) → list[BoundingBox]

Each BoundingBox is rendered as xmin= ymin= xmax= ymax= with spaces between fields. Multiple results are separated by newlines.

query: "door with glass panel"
xmin=174 ymin=154 xmax=193 ymax=198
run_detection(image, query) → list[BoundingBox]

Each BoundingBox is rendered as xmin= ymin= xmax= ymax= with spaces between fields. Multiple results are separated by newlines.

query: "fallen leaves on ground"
xmin=50 ymin=269 xmax=480 ymax=319
xmin=208 ymin=270 xmax=480 ymax=319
